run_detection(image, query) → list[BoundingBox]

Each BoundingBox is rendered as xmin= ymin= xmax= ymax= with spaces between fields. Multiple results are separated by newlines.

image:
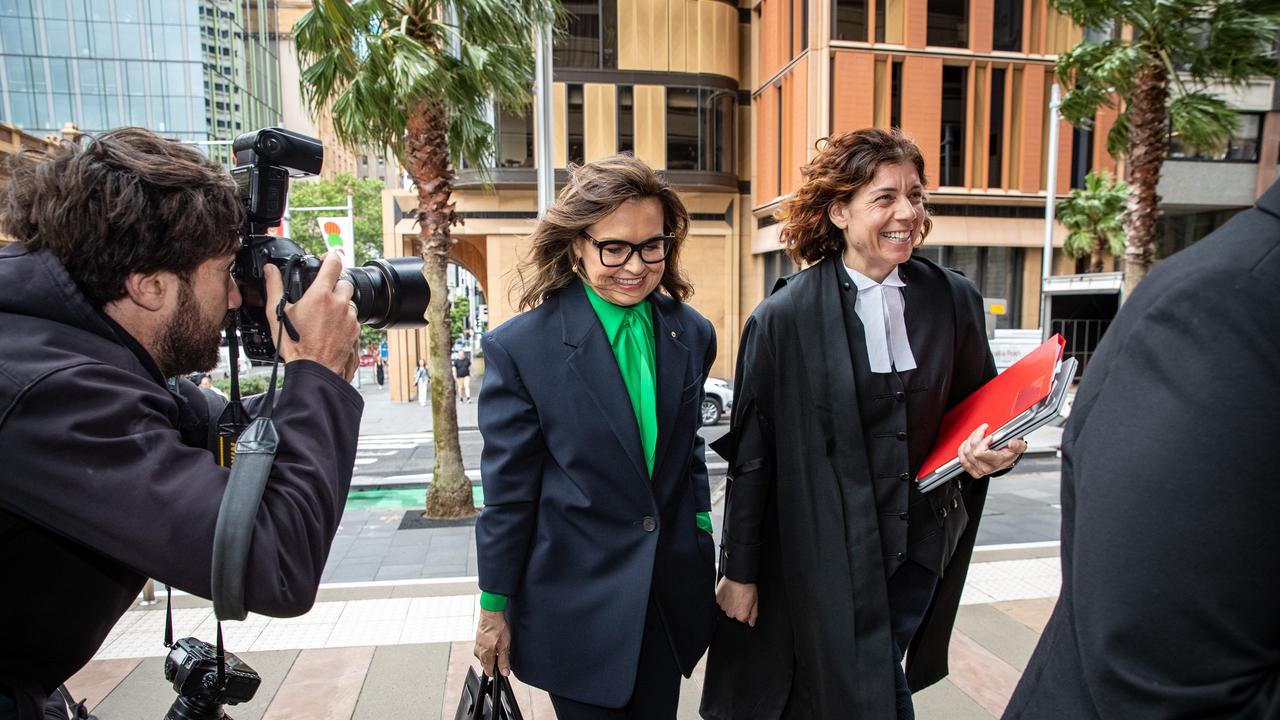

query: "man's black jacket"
xmin=0 ymin=244 xmax=363 ymax=719
xmin=1003 ymin=182 xmax=1280 ymax=717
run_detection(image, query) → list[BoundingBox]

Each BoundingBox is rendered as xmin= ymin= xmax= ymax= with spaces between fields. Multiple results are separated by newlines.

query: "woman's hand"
xmin=958 ymin=423 xmax=1027 ymax=478
xmin=473 ymin=608 xmax=512 ymax=676
xmin=716 ymin=577 xmax=759 ymax=627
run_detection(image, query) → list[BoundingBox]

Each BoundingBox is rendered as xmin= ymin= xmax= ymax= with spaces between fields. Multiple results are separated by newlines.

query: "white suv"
xmin=701 ymin=378 xmax=734 ymax=426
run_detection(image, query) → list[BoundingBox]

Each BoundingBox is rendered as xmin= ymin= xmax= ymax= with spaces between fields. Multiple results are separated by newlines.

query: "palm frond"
xmin=1168 ymin=91 xmax=1239 ymax=155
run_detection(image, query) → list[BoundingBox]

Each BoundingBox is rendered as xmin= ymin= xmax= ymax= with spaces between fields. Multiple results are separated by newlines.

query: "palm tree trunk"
xmin=406 ymin=98 xmax=475 ymax=519
xmin=1121 ymin=58 xmax=1168 ymax=298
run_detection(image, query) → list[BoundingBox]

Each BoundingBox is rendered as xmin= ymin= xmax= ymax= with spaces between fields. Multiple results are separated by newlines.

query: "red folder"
xmin=916 ymin=334 xmax=1065 ymax=482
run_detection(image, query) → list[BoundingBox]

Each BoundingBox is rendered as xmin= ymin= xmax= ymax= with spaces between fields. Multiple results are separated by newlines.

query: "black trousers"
xmin=888 ymin=559 xmax=940 ymax=720
xmin=548 ymin=598 xmax=682 ymax=720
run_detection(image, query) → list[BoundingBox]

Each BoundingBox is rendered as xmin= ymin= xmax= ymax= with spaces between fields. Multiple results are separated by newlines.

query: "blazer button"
xmin=896 ymin=431 xmax=908 ymax=441
xmin=899 ymin=472 xmax=910 ymax=481
xmin=899 ymin=512 xmax=909 ymax=521
xmin=642 ymin=516 xmax=657 ymax=532
xmin=895 ymin=552 xmax=906 ymax=561
xmin=894 ymin=391 xmax=906 ymax=402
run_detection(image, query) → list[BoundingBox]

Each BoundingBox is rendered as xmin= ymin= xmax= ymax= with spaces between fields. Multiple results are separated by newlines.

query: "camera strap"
xmin=208 ymin=304 xmax=289 ymax=692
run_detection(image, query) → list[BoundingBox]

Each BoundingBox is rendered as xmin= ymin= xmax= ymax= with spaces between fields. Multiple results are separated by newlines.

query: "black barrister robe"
xmin=700 ymin=255 xmax=996 ymax=719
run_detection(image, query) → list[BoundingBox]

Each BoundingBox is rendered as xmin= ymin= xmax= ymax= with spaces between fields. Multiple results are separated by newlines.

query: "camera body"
xmin=229 ymin=128 xmax=430 ymax=361
xmin=163 ymin=637 xmax=260 ymax=719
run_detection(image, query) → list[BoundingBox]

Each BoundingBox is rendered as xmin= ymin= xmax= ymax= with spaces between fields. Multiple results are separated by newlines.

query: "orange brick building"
xmin=745 ymin=0 xmax=1121 ymax=329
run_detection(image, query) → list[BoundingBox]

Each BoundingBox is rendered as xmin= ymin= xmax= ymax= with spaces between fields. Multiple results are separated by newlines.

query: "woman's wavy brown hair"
xmin=512 ymin=153 xmax=693 ymax=310
xmin=778 ymin=128 xmax=932 ymax=265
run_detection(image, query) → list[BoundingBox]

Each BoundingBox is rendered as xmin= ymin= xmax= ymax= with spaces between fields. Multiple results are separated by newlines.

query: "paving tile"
xmin=263 ymin=646 xmax=375 ymax=720
xmin=945 ymin=629 xmax=1023 ymax=718
xmin=991 ymin=597 xmax=1058 ymax=634
xmin=64 ymin=657 xmax=141 ymax=711
xmin=954 ymin=603 xmax=1042 ymax=672
xmin=916 ymin=678 xmax=997 ymax=719
xmin=375 ymin=563 xmax=426 ymax=581
xmin=352 ymin=643 xmax=450 ymax=719
xmin=88 ymin=658 xmax=180 ymax=718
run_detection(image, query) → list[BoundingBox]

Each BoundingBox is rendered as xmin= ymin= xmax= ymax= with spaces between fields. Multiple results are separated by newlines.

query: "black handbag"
xmin=454 ymin=666 xmax=525 ymax=720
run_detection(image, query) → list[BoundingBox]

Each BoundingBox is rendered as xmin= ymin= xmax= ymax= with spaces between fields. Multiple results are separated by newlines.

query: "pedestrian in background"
xmin=473 ymin=154 xmax=717 ymax=719
xmin=451 ymin=349 xmax=472 ymax=403
xmin=1002 ymin=183 xmax=1280 ymax=718
xmin=701 ymin=128 xmax=1024 ymax=719
xmin=375 ymin=356 xmax=385 ymax=388
xmin=415 ymin=358 xmax=430 ymax=407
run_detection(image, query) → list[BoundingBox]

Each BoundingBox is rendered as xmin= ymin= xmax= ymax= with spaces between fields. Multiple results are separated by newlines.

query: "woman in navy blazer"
xmin=472 ymin=154 xmax=718 ymax=719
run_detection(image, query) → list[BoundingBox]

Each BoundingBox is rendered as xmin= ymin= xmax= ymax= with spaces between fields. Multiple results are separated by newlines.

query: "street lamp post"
xmin=1041 ymin=84 xmax=1062 ymax=341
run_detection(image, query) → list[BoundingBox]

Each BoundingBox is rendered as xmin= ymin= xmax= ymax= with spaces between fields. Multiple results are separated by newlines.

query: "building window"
xmin=834 ymin=0 xmax=868 ymax=42
xmin=988 ymin=67 xmax=1005 ymax=187
xmin=913 ymin=246 xmax=1023 ymax=327
xmin=667 ymin=87 xmax=699 ymax=171
xmin=940 ymin=65 xmax=967 ymax=186
xmin=992 ymin=0 xmax=1022 ymax=51
xmin=496 ymin=103 xmax=534 ymax=168
xmin=1168 ymin=112 xmax=1263 ymax=162
xmin=762 ymin=249 xmax=796 ymax=294
xmin=567 ymin=83 xmax=585 ymax=165
xmin=617 ymin=85 xmax=635 ymax=154
xmin=1070 ymin=125 xmax=1093 ymax=188
xmin=890 ymin=59 xmax=903 ymax=129
xmin=553 ymin=0 xmax=617 ymax=69
xmin=927 ymin=0 xmax=968 ymax=47
xmin=702 ymin=88 xmax=736 ymax=174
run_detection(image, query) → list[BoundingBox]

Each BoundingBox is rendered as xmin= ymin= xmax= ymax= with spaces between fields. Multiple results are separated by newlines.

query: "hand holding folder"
xmin=917 ymin=335 xmax=1078 ymax=492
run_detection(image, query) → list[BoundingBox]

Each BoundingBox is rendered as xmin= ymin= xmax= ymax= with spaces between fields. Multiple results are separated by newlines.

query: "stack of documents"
xmin=917 ymin=335 xmax=1078 ymax=493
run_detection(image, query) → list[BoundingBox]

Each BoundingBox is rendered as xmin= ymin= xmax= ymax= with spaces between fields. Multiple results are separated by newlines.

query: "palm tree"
xmin=1051 ymin=0 xmax=1280 ymax=296
xmin=295 ymin=0 xmax=559 ymax=517
xmin=1059 ymin=170 xmax=1128 ymax=273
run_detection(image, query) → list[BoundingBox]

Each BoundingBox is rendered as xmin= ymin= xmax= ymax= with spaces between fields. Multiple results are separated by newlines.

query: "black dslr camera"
xmin=229 ymin=127 xmax=430 ymax=360
xmin=163 ymin=637 xmax=260 ymax=720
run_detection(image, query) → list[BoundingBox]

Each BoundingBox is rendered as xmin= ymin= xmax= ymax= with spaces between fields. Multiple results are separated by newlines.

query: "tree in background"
xmin=1059 ymin=170 xmax=1128 ymax=273
xmin=1051 ymin=0 xmax=1280 ymax=296
xmin=450 ymin=296 xmax=470 ymax=339
xmin=295 ymin=0 xmax=559 ymax=518
xmin=287 ymin=173 xmax=385 ymax=264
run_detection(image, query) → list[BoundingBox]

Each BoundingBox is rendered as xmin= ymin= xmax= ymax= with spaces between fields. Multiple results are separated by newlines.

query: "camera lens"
xmin=342 ymin=257 xmax=430 ymax=329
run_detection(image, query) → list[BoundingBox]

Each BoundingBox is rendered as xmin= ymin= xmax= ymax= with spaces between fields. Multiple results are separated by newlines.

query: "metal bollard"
xmin=139 ymin=578 xmax=158 ymax=606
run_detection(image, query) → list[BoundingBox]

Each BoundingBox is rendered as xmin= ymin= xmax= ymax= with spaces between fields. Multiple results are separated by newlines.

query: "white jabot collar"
xmin=844 ymin=264 xmax=917 ymax=374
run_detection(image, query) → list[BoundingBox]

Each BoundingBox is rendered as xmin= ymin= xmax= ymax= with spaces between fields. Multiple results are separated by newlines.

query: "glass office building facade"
xmin=0 ymin=0 xmax=280 ymax=163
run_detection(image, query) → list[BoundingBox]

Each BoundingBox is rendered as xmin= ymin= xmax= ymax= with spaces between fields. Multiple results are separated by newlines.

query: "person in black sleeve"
xmin=700 ymin=129 xmax=1025 ymax=719
xmin=0 ymin=127 xmax=363 ymax=720
xmin=1003 ymin=183 xmax=1280 ymax=719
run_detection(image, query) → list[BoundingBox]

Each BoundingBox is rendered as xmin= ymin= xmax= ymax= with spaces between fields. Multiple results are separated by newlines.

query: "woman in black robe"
xmin=700 ymin=129 xmax=1026 ymax=719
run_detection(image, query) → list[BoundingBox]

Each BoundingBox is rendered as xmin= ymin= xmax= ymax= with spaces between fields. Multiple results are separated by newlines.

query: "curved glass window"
xmin=665 ymin=87 xmax=737 ymax=174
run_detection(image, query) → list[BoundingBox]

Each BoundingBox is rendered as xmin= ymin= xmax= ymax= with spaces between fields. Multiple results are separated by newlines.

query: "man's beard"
xmin=155 ymin=279 xmax=225 ymax=377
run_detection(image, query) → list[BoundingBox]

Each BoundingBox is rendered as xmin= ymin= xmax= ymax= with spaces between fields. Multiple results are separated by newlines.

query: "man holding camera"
xmin=0 ymin=128 xmax=363 ymax=719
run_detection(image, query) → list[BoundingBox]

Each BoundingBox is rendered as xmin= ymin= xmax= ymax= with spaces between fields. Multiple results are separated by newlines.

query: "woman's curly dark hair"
xmin=778 ymin=128 xmax=932 ymax=265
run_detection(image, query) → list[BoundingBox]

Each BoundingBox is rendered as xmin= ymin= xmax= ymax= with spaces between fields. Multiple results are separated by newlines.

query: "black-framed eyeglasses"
xmin=582 ymin=232 xmax=675 ymax=267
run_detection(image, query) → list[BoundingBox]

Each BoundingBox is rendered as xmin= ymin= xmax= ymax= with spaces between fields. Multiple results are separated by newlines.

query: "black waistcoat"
xmin=837 ymin=266 xmax=969 ymax=578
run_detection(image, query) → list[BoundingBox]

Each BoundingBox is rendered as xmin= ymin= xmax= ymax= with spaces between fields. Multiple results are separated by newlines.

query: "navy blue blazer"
xmin=475 ymin=280 xmax=717 ymax=707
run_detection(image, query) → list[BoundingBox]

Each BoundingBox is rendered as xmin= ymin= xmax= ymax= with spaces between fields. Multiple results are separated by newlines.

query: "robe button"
xmin=642 ymin=516 xmax=657 ymax=532
xmin=894 ymin=391 xmax=906 ymax=402
xmin=899 ymin=512 xmax=909 ymax=521
xmin=895 ymin=552 xmax=906 ymax=561
xmin=898 ymin=472 xmax=910 ymax=481
xmin=896 ymin=431 xmax=908 ymax=441
xmin=940 ymin=506 xmax=948 ymax=519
